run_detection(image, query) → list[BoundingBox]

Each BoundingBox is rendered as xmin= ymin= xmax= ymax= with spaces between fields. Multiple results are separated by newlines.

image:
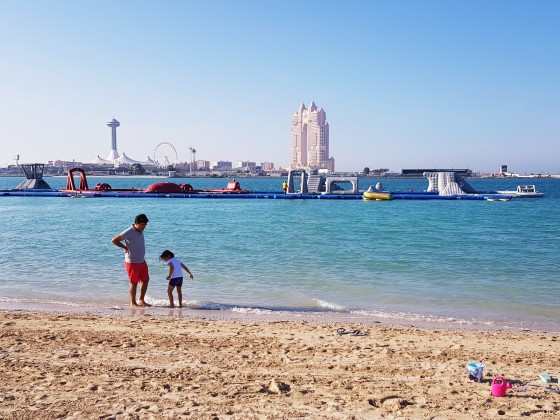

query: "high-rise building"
xmin=211 ymin=161 xmax=233 ymax=170
xmin=290 ymin=101 xmax=335 ymax=172
xmin=260 ymin=162 xmax=275 ymax=171
xmin=235 ymin=161 xmax=256 ymax=171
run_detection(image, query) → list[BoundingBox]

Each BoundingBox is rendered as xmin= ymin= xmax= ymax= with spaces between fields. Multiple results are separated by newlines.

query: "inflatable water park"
xmin=0 ymin=164 xmax=544 ymax=201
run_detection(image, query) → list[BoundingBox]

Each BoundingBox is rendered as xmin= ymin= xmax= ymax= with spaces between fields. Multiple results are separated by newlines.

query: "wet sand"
xmin=1 ymin=310 xmax=559 ymax=419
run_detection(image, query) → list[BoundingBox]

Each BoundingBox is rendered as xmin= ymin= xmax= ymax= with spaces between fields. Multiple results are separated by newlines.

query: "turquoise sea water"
xmin=0 ymin=176 xmax=559 ymax=331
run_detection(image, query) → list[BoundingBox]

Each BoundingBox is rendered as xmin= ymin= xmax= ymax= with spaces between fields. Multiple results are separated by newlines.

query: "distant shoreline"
xmin=0 ymin=298 xmax=557 ymax=333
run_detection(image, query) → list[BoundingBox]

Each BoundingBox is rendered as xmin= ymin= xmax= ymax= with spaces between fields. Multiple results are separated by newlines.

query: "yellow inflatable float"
xmin=363 ymin=191 xmax=393 ymax=201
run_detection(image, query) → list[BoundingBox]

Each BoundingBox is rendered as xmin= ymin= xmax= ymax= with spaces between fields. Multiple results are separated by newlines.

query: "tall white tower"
xmin=105 ymin=118 xmax=120 ymax=161
xmin=290 ymin=102 xmax=334 ymax=172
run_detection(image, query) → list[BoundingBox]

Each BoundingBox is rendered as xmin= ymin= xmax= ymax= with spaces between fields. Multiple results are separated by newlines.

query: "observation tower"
xmin=105 ymin=118 xmax=120 ymax=161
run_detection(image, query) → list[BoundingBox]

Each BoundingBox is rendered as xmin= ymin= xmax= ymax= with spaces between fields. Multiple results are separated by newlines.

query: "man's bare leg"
xmin=138 ymin=281 xmax=151 ymax=307
xmin=129 ymin=283 xmax=140 ymax=306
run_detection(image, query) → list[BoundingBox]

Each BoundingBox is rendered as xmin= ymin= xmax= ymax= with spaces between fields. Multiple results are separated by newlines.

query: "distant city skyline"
xmin=1 ymin=1 xmax=559 ymax=174
xmin=91 ymin=117 xmax=278 ymax=170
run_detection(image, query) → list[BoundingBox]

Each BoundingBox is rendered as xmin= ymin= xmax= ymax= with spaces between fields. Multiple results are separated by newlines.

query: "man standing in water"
xmin=112 ymin=214 xmax=151 ymax=307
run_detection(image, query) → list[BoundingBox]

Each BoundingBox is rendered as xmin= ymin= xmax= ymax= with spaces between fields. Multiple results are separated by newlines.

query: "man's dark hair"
xmin=135 ymin=214 xmax=149 ymax=224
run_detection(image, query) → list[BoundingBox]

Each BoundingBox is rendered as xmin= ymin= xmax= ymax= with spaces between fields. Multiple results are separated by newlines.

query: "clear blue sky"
xmin=1 ymin=0 xmax=559 ymax=173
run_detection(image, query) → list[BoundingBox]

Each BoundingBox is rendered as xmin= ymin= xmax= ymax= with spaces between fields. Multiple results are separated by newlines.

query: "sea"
xmin=0 ymin=175 xmax=559 ymax=332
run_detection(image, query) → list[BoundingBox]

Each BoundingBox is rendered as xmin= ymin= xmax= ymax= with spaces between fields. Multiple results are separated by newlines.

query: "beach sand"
xmin=1 ymin=310 xmax=558 ymax=419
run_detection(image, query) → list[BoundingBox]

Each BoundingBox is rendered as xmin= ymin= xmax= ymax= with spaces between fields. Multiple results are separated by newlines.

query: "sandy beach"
xmin=1 ymin=310 xmax=558 ymax=419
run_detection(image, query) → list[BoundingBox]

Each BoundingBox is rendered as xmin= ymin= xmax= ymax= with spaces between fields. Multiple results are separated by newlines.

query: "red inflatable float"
xmin=144 ymin=182 xmax=183 ymax=193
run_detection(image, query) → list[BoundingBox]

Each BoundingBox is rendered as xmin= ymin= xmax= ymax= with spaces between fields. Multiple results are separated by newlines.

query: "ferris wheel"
xmin=153 ymin=142 xmax=178 ymax=168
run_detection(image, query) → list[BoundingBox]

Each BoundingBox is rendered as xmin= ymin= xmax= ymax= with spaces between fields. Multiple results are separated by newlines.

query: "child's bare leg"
xmin=167 ymin=285 xmax=175 ymax=307
xmin=177 ymin=286 xmax=183 ymax=308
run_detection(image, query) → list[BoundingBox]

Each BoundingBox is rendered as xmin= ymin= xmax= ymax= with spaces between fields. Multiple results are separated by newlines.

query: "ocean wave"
xmin=350 ymin=309 xmax=495 ymax=326
xmin=0 ymin=296 xmax=82 ymax=308
xmin=312 ymin=298 xmax=345 ymax=311
xmin=0 ymin=296 xmax=546 ymax=332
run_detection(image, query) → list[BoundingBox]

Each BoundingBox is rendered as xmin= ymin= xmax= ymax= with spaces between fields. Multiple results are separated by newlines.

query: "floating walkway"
xmin=0 ymin=166 xmax=535 ymax=201
xmin=0 ymin=188 xmax=513 ymax=201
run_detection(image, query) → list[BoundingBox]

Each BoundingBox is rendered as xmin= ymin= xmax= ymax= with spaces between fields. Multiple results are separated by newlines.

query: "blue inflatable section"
xmin=0 ymin=189 xmax=512 ymax=200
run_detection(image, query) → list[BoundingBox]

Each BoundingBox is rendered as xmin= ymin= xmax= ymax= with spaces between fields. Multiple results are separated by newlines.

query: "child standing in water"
xmin=159 ymin=250 xmax=194 ymax=308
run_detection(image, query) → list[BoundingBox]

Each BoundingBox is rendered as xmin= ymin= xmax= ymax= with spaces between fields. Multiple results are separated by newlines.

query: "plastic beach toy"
xmin=466 ymin=362 xmax=485 ymax=382
xmin=491 ymin=376 xmax=512 ymax=397
xmin=539 ymin=372 xmax=552 ymax=383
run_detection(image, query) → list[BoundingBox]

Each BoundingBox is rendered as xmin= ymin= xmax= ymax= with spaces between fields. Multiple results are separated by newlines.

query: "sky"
xmin=0 ymin=0 xmax=559 ymax=174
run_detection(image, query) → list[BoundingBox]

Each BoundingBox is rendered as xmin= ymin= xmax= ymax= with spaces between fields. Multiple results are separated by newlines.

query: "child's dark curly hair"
xmin=159 ymin=250 xmax=174 ymax=260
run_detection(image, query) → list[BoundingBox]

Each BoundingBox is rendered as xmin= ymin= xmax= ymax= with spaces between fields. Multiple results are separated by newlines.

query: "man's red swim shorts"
xmin=125 ymin=261 xmax=149 ymax=284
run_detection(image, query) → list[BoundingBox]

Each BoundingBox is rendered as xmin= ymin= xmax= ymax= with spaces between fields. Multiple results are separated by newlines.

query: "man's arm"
xmin=111 ymin=234 xmax=128 ymax=254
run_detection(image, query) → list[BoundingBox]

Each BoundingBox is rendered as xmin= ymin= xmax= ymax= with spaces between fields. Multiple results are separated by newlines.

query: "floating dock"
xmin=0 ymin=166 xmax=533 ymax=201
xmin=0 ymin=189 xmax=513 ymax=201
